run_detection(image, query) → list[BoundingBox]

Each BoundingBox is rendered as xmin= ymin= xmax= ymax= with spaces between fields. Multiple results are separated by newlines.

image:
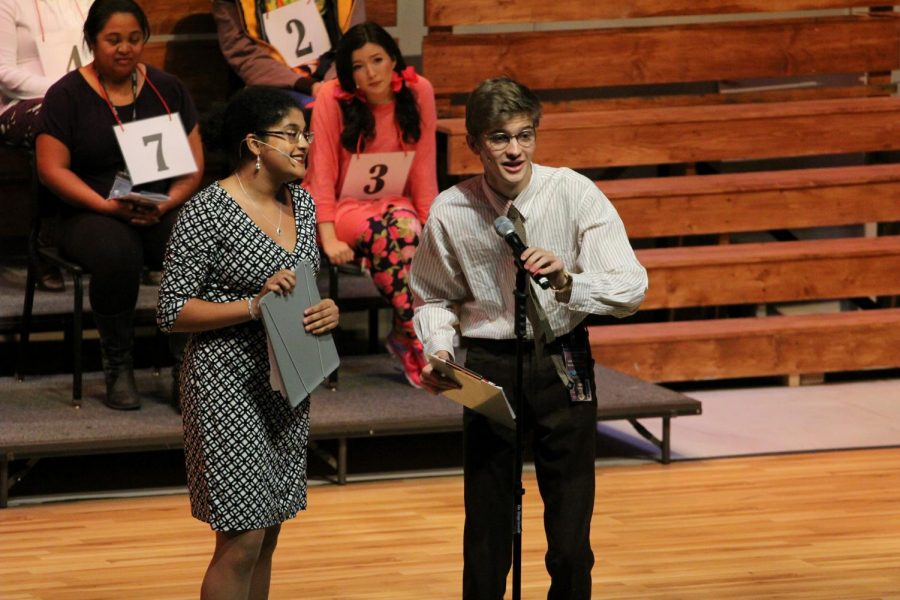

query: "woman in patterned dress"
xmin=157 ymin=86 xmax=338 ymax=600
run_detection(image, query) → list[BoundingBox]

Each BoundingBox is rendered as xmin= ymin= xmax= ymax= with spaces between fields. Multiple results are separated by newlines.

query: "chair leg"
xmin=324 ymin=369 xmax=338 ymax=390
xmin=368 ymin=308 xmax=380 ymax=354
xmin=72 ymin=273 xmax=83 ymax=406
xmin=15 ymin=259 xmax=38 ymax=382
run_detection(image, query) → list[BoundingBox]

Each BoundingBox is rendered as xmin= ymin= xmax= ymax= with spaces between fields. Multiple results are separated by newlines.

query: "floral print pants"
xmin=355 ymin=205 xmax=421 ymax=338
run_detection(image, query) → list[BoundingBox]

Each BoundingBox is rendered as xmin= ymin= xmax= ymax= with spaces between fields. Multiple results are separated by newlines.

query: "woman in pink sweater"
xmin=303 ymin=21 xmax=437 ymax=388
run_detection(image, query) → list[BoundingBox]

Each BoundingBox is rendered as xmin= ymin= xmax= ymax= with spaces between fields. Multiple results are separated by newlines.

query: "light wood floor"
xmin=3 ymin=449 xmax=900 ymax=599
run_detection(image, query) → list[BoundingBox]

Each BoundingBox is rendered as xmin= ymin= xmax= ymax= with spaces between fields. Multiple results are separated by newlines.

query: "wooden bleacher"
xmin=422 ymin=0 xmax=900 ymax=384
xmin=0 ymin=0 xmax=706 ymax=499
xmin=603 ymin=164 xmax=900 ymax=239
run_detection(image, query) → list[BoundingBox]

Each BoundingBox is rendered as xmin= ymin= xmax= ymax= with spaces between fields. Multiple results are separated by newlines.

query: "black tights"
xmin=59 ymin=211 xmax=178 ymax=315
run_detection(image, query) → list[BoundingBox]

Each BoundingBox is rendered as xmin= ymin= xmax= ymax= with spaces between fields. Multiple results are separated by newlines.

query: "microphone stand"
xmin=511 ymin=265 xmax=528 ymax=600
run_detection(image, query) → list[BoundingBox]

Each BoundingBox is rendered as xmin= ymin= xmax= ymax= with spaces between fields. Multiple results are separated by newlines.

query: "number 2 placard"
xmin=36 ymin=30 xmax=93 ymax=83
xmin=113 ymin=113 xmax=197 ymax=186
xmin=339 ymin=152 xmax=416 ymax=201
xmin=264 ymin=2 xmax=331 ymax=68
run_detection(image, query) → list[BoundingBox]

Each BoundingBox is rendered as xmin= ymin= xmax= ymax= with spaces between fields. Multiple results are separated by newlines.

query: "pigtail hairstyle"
xmin=334 ymin=22 xmax=421 ymax=153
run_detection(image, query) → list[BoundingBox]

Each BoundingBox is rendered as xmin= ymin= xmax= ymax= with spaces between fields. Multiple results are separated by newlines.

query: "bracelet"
xmin=247 ymin=297 xmax=259 ymax=321
xmin=551 ymin=271 xmax=573 ymax=293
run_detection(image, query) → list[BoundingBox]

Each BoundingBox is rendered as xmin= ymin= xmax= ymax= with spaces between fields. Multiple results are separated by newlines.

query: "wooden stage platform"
xmin=0 ymin=355 xmax=700 ymax=508
xmin=2 ymin=448 xmax=899 ymax=599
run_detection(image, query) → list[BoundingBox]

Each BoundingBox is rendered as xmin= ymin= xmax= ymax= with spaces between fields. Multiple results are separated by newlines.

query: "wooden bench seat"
xmin=636 ymin=235 xmax=900 ymax=309
xmin=437 ymin=96 xmax=900 ymax=175
xmin=425 ymin=0 xmax=888 ymax=28
xmin=603 ymin=164 xmax=900 ymax=239
xmin=589 ymin=235 xmax=900 ymax=383
xmin=425 ymin=0 xmax=900 ymax=175
xmin=589 ymin=308 xmax=900 ymax=382
xmin=424 ymin=14 xmax=899 ymax=100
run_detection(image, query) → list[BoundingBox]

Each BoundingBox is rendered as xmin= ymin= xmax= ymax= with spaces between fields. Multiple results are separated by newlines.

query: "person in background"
xmin=157 ymin=85 xmax=338 ymax=600
xmin=0 ymin=0 xmax=93 ymax=291
xmin=35 ymin=0 xmax=203 ymax=411
xmin=410 ymin=77 xmax=648 ymax=599
xmin=303 ymin=20 xmax=437 ymax=388
xmin=212 ymin=0 xmax=365 ymax=107
xmin=0 ymin=0 xmax=92 ymax=146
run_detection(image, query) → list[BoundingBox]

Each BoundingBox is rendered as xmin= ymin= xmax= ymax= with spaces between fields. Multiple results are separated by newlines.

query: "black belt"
xmin=462 ymin=325 xmax=586 ymax=356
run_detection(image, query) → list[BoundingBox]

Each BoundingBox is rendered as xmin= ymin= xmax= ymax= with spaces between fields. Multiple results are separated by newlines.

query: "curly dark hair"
xmin=334 ymin=22 xmax=421 ymax=153
xmin=221 ymin=86 xmax=301 ymax=168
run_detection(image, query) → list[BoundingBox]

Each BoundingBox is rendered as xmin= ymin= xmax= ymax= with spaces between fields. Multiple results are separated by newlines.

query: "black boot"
xmin=94 ymin=310 xmax=141 ymax=410
xmin=168 ymin=333 xmax=188 ymax=414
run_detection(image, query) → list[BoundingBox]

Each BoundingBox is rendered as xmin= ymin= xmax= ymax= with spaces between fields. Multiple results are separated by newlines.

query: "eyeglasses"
xmin=257 ymin=130 xmax=315 ymax=144
xmin=484 ymin=128 xmax=536 ymax=151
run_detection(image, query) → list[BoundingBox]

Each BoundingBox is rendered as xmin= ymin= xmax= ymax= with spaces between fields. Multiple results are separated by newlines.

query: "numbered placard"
xmin=113 ymin=113 xmax=197 ymax=186
xmin=339 ymin=152 xmax=416 ymax=200
xmin=36 ymin=30 xmax=93 ymax=83
xmin=263 ymin=1 xmax=331 ymax=68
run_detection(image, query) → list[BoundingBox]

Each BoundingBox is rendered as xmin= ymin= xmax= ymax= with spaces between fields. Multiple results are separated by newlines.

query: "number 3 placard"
xmin=264 ymin=2 xmax=331 ymax=68
xmin=113 ymin=113 xmax=198 ymax=186
xmin=339 ymin=152 xmax=416 ymax=201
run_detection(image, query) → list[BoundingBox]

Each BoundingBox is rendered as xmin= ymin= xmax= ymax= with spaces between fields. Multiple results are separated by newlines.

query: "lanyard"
xmin=94 ymin=65 xmax=173 ymax=131
xmin=32 ymin=0 xmax=86 ymax=42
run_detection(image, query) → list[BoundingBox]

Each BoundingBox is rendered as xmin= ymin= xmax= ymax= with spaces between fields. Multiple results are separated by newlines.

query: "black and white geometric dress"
xmin=157 ymin=182 xmax=319 ymax=531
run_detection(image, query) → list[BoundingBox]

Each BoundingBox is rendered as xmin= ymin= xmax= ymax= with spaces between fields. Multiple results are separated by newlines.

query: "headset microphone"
xmin=254 ymin=140 xmax=299 ymax=166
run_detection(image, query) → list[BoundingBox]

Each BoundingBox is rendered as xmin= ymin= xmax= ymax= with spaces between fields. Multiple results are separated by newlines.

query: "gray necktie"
xmin=507 ymin=206 xmax=573 ymax=388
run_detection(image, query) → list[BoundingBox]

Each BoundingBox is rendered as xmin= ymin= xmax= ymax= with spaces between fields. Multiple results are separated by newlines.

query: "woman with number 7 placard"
xmin=303 ymin=20 xmax=437 ymax=389
xmin=35 ymin=0 xmax=204 ymax=411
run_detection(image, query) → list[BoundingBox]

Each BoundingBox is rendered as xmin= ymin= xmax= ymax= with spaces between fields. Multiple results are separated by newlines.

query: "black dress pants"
xmin=59 ymin=210 xmax=178 ymax=315
xmin=462 ymin=328 xmax=597 ymax=600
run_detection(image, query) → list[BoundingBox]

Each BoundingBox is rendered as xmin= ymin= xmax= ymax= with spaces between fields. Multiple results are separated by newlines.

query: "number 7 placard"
xmin=113 ymin=113 xmax=197 ymax=186
xmin=339 ymin=152 xmax=416 ymax=200
xmin=264 ymin=1 xmax=331 ymax=68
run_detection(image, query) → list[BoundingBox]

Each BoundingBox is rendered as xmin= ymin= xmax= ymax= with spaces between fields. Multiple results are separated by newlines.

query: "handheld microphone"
xmin=493 ymin=216 xmax=551 ymax=289
xmin=255 ymin=140 xmax=299 ymax=166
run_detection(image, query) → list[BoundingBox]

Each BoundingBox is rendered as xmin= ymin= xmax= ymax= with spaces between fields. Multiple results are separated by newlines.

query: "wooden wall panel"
xmin=636 ymin=237 xmax=900 ymax=310
xmin=143 ymin=41 xmax=232 ymax=112
xmin=145 ymin=0 xmax=216 ymax=36
xmin=426 ymin=0 xmax=893 ymax=26
xmin=438 ymin=97 xmax=900 ymax=175
xmin=604 ymin=165 xmax=900 ymax=239
xmin=423 ymin=16 xmax=900 ymax=97
xmin=589 ymin=310 xmax=900 ymax=381
xmin=368 ymin=0 xmax=398 ymax=27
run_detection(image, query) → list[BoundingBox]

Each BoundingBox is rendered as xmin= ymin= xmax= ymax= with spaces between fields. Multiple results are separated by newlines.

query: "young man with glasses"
xmin=409 ymin=77 xmax=648 ymax=600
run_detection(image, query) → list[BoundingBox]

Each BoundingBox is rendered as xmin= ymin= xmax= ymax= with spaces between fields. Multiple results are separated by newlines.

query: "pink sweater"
xmin=303 ymin=76 xmax=438 ymax=224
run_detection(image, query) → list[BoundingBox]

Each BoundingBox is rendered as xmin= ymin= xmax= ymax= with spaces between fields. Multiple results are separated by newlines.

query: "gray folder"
xmin=260 ymin=263 xmax=340 ymax=407
xmin=427 ymin=354 xmax=516 ymax=429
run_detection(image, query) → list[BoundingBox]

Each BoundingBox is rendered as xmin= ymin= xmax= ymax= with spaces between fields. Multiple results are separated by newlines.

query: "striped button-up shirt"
xmin=410 ymin=163 xmax=648 ymax=358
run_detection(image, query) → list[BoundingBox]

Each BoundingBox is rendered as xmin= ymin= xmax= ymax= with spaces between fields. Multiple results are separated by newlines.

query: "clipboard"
xmin=427 ymin=354 xmax=516 ymax=429
xmin=259 ymin=263 xmax=340 ymax=407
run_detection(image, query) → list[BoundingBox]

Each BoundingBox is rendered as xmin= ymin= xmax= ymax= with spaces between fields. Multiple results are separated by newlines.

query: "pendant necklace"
xmin=235 ymin=172 xmax=283 ymax=236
